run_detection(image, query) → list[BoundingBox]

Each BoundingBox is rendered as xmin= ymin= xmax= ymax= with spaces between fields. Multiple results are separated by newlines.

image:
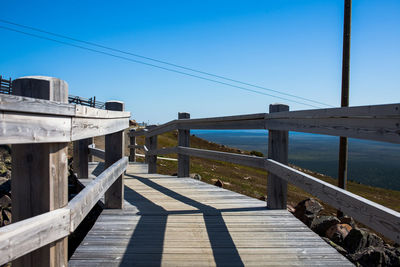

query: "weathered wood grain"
xmin=265 ymin=103 xmax=400 ymax=119
xmin=71 ymin=117 xmax=129 ymax=141
xmin=11 ymin=76 xmax=69 ymax=267
xmin=0 ymin=94 xmax=75 ymax=116
xmin=0 ymin=208 xmax=70 ymax=266
xmin=267 ymin=104 xmax=288 ymax=210
xmin=177 ymin=147 xmax=265 ymax=169
xmin=68 ymin=157 xmax=128 ymax=231
xmin=265 ymin=159 xmax=400 ymax=243
xmin=0 ymin=111 xmax=71 ymax=144
xmin=104 ymin=101 xmax=125 ymax=209
xmin=0 ymin=93 xmax=130 ymax=119
xmin=265 ymin=117 xmax=400 ymax=144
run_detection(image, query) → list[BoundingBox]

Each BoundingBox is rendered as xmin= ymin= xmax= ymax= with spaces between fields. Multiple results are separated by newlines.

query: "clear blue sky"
xmin=1 ymin=0 xmax=399 ymax=123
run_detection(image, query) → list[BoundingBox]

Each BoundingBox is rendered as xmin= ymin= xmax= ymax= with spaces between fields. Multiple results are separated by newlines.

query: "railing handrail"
xmin=130 ymin=102 xmax=400 ymax=144
xmin=0 ymin=157 xmax=128 ymax=265
xmin=129 ymin=103 xmax=400 ymax=244
xmin=0 ymin=94 xmax=130 ymax=145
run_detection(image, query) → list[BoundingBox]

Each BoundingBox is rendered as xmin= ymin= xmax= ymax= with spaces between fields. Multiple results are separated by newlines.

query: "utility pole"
xmin=338 ymin=0 xmax=351 ymax=217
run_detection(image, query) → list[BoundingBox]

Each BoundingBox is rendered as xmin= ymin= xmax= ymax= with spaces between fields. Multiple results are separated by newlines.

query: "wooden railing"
xmin=0 ymin=76 xmax=130 ymax=266
xmin=129 ymin=103 xmax=400 ymax=244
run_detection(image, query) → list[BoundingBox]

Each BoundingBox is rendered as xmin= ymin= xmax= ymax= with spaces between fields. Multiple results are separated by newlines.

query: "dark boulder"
xmin=350 ymin=246 xmax=390 ymax=267
xmin=311 ymin=216 xmax=340 ymax=236
xmin=384 ymin=246 xmax=400 ymax=266
xmin=214 ymin=179 xmax=223 ymax=188
xmin=344 ymin=228 xmax=384 ymax=254
xmin=339 ymin=216 xmax=356 ymax=228
xmin=326 ymin=223 xmax=352 ymax=245
xmin=293 ymin=198 xmax=323 ymax=227
xmin=0 ymin=194 xmax=11 ymax=208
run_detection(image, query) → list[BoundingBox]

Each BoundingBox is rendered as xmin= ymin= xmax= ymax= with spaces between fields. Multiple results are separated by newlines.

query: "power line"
xmin=0 ymin=19 xmax=334 ymax=108
xmin=0 ymin=24 xmax=322 ymax=108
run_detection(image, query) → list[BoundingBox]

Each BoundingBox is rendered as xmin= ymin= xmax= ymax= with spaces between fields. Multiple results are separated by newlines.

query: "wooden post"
xmin=73 ymin=138 xmax=91 ymax=178
xmin=104 ymin=101 xmax=124 ymax=209
xmin=145 ymin=126 xmax=157 ymax=174
xmin=267 ymin=104 xmax=289 ymax=209
xmin=178 ymin=112 xmax=190 ymax=177
xmin=337 ymin=0 xmax=352 ymax=218
xmin=11 ymin=76 xmax=69 ymax=267
xmin=129 ymin=129 xmax=136 ymax=162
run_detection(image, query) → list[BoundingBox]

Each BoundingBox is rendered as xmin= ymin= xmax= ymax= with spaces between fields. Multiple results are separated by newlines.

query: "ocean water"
xmin=191 ymin=130 xmax=400 ymax=191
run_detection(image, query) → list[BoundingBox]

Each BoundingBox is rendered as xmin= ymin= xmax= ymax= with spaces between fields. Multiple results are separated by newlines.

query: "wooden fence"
xmin=0 ymin=76 xmax=130 ymax=266
xmin=129 ymin=103 xmax=400 ymax=244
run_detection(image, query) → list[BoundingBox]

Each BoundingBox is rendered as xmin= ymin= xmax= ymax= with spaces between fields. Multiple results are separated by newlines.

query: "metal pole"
xmin=338 ymin=0 xmax=351 ymax=217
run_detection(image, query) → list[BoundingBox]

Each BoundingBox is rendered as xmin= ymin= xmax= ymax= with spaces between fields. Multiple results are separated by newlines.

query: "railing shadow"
xmin=120 ymin=174 xmax=245 ymax=266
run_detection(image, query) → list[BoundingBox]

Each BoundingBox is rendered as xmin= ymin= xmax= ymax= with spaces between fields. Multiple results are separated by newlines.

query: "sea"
xmin=191 ymin=130 xmax=400 ymax=191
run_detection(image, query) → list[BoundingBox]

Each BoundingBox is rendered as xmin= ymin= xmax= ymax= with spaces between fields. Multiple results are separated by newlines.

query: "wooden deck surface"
xmin=70 ymin=162 xmax=353 ymax=266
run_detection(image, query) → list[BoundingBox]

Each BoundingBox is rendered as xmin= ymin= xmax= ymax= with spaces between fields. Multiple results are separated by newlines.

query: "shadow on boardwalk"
xmin=121 ymin=174 xmax=246 ymax=266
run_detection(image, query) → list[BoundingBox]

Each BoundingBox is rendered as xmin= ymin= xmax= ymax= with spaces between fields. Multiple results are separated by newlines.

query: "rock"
xmin=384 ymin=246 xmax=400 ymax=266
xmin=294 ymin=198 xmax=323 ymax=227
xmin=344 ymin=228 xmax=384 ymax=254
xmin=214 ymin=179 xmax=223 ymax=188
xmin=172 ymin=173 xmax=178 ymax=176
xmin=2 ymin=208 xmax=11 ymax=225
xmin=339 ymin=216 xmax=356 ymax=228
xmin=0 ymin=194 xmax=11 ymax=208
xmin=326 ymin=223 xmax=352 ymax=245
xmin=287 ymin=204 xmax=295 ymax=213
xmin=0 ymin=179 xmax=11 ymax=196
xmin=190 ymin=173 xmax=202 ymax=180
xmin=311 ymin=216 xmax=340 ymax=236
xmin=322 ymin=237 xmax=348 ymax=256
xmin=350 ymin=246 xmax=390 ymax=267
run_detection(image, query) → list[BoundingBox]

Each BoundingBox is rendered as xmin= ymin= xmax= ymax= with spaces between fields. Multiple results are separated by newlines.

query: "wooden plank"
xmin=267 ymin=104 xmax=288 ymax=209
xmin=0 ymin=92 xmax=131 ymax=119
xmin=0 ymin=208 xmax=70 ymax=266
xmin=71 ymin=117 xmax=129 ymax=140
xmin=265 ymin=102 xmax=400 ymax=119
xmin=0 ymin=93 xmax=75 ymax=116
xmin=68 ymin=157 xmax=128 ymax=231
xmin=11 ymin=76 xmax=69 ymax=267
xmin=265 ymin=117 xmax=400 ymax=144
xmin=74 ymin=105 xmax=131 ymax=118
xmin=146 ymin=146 xmax=178 ymax=156
xmin=104 ymin=101 xmax=125 ymax=209
xmin=265 ymin=158 xmax=400 ymax=243
xmin=88 ymin=146 xmax=106 ymax=160
xmin=178 ymin=119 xmax=266 ymax=130
xmin=0 ymin=111 xmax=71 ymax=144
xmin=178 ymin=147 xmax=265 ymax=169
xmin=0 ymin=114 xmax=129 ymax=145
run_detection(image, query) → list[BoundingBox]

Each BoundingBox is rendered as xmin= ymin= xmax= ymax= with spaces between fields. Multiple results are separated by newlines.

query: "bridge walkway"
xmin=69 ymin=162 xmax=352 ymax=266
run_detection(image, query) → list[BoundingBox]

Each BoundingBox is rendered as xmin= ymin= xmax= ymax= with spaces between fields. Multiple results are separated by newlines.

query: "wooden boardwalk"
xmin=70 ymin=163 xmax=353 ymax=266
